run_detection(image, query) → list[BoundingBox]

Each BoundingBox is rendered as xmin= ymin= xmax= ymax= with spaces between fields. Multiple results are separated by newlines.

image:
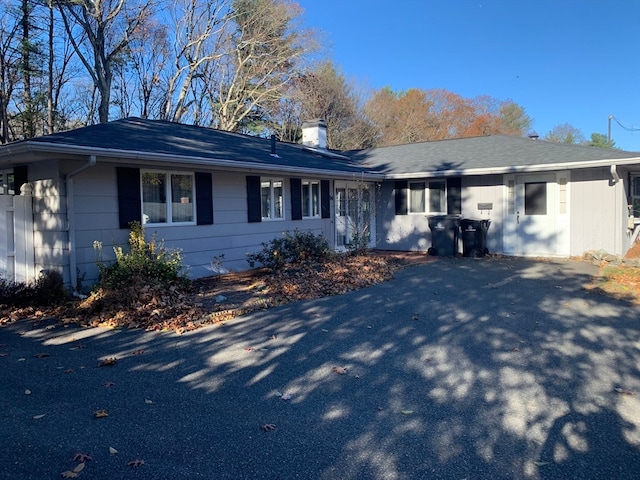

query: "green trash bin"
xmin=428 ymin=215 xmax=460 ymax=256
xmin=460 ymin=218 xmax=490 ymax=257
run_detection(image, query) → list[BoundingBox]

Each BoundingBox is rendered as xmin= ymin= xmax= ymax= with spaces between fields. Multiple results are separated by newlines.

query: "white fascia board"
xmin=2 ymin=142 xmax=383 ymax=181
xmin=385 ymin=156 xmax=640 ymax=179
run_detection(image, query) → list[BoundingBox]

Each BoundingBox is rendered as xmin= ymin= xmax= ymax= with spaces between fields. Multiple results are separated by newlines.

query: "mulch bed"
xmin=1 ymin=252 xmax=435 ymax=334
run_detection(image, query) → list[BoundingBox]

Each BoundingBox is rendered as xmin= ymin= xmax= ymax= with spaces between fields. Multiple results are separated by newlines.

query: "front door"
xmin=504 ymin=173 xmax=569 ymax=256
xmin=335 ymin=181 xmax=375 ymax=250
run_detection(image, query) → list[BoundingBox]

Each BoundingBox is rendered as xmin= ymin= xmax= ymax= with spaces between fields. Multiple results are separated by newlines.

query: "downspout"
xmin=66 ymin=155 xmax=97 ymax=297
xmin=610 ymin=164 xmax=620 ymax=184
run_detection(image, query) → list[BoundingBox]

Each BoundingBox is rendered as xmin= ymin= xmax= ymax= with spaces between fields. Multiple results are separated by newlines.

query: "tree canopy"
xmin=1 ymin=0 xmax=607 ymax=152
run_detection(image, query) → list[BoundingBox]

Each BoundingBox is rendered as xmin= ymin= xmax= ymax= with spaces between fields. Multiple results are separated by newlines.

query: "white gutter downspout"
xmin=66 ymin=155 xmax=97 ymax=297
xmin=610 ymin=164 xmax=620 ymax=184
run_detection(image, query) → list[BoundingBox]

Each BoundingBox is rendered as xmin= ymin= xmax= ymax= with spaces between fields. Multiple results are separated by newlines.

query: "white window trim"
xmin=261 ymin=178 xmax=285 ymax=221
xmin=408 ymin=180 xmax=447 ymax=214
xmin=141 ymin=169 xmax=196 ymax=226
xmin=302 ymin=179 xmax=321 ymax=218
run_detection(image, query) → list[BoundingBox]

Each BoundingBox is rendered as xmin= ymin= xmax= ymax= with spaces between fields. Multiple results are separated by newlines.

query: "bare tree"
xmin=269 ymin=61 xmax=376 ymax=149
xmin=207 ymin=0 xmax=311 ymax=132
xmin=57 ymin=0 xmax=155 ymax=123
xmin=544 ymin=123 xmax=585 ymax=144
xmin=0 ymin=3 xmax=21 ymax=143
xmin=163 ymin=0 xmax=230 ymax=123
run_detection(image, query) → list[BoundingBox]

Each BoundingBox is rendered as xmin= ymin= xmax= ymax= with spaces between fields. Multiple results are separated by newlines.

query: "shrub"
xmin=95 ymin=222 xmax=188 ymax=293
xmin=0 ymin=270 xmax=65 ymax=307
xmin=246 ymin=229 xmax=331 ymax=270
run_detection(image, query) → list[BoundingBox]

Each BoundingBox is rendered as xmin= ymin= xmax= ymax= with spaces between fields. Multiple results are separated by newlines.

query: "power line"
xmin=611 ymin=115 xmax=640 ymax=132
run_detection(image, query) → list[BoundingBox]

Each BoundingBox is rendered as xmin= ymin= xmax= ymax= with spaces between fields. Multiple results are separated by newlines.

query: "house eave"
xmin=1 ymin=141 xmax=383 ymax=181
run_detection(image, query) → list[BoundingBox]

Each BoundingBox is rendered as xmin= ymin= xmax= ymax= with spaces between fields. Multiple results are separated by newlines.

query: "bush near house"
xmin=246 ymin=229 xmax=331 ymax=270
xmin=0 ymin=270 xmax=65 ymax=308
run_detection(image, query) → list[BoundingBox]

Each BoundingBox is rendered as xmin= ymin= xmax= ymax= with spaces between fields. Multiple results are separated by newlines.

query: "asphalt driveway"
xmin=1 ymin=257 xmax=640 ymax=479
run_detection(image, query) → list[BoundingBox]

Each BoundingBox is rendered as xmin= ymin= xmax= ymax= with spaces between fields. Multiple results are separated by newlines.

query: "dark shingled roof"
xmin=21 ymin=117 xmax=377 ymax=176
xmin=4 ymin=118 xmax=639 ymax=178
xmin=349 ymin=135 xmax=640 ymax=176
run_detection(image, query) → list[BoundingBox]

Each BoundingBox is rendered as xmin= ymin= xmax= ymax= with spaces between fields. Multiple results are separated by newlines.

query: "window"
xmin=631 ymin=175 xmax=640 ymax=218
xmin=141 ymin=170 xmax=194 ymax=224
xmin=524 ymin=182 xmax=547 ymax=215
xmin=0 ymin=170 xmax=15 ymax=195
xmin=409 ymin=182 xmax=425 ymax=213
xmin=429 ymin=181 xmax=446 ymax=213
xmin=302 ymin=180 xmax=320 ymax=217
xmin=261 ymin=178 xmax=283 ymax=219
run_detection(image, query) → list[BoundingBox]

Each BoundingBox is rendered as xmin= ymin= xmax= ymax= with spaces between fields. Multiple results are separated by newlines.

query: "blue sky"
xmin=297 ymin=0 xmax=640 ymax=152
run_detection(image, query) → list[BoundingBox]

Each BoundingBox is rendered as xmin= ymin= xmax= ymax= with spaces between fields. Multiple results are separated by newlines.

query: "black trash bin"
xmin=428 ymin=215 xmax=460 ymax=256
xmin=460 ymin=218 xmax=490 ymax=257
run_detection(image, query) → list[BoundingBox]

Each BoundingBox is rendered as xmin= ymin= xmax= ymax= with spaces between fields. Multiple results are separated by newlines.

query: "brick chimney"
xmin=302 ymin=119 xmax=327 ymax=149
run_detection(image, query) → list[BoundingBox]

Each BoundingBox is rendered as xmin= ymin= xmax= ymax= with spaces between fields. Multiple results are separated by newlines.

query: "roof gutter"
xmin=385 ymin=156 xmax=640 ymax=179
xmin=66 ymin=155 xmax=97 ymax=297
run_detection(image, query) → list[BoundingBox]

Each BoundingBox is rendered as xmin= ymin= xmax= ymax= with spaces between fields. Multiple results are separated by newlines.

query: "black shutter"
xmin=117 ymin=167 xmax=142 ymax=229
xmin=195 ymin=172 xmax=213 ymax=225
xmin=321 ymin=180 xmax=331 ymax=218
xmin=246 ymin=175 xmax=261 ymax=223
xmin=291 ymin=178 xmax=302 ymax=220
xmin=394 ymin=180 xmax=408 ymax=215
xmin=447 ymin=177 xmax=462 ymax=215
xmin=13 ymin=165 xmax=28 ymax=194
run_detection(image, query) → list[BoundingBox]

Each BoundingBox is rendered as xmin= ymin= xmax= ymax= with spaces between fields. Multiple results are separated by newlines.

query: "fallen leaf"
xmin=615 ymin=387 xmax=635 ymax=396
xmin=261 ymin=423 xmax=276 ymax=432
xmin=127 ymin=459 xmax=145 ymax=468
xmin=34 ymin=352 xmax=50 ymax=358
xmin=32 ymin=414 xmax=46 ymax=419
xmin=400 ymin=410 xmax=414 ymax=415
xmin=332 ymin=366 xmax=347 ymax=375
xmin=108 ymin=447 xmax=118 ymax=455
xmin=98 ymin=357 xmax=117 ymax=367
xmin=73 ymin=453 xmax=92 ymax=463
xmin=61 ymin=470 xmax=79 ymax=478
xmin=281 ymin=393 xmax=292 ymax=401
xmin=274 ymin=390 xmax=283 ymax=397
xmin=244 ymin=347 xmax=254 ymax=352
xmin=64 ymin=369 xmax=74 ymax=374
xmin=144 ymin=399 xmax=153 ymax=404
xmin=103 ymin=381 xmax=116 ymax=388
xmin=93 ymin=409 xmax=109 ymax=418
xmin=72 ymin=462 xmax=85 ymax=473
xmin=25 ymin=389 xmax=31 ymax=395
xmin=18 ymin=358 xmax=26 ymax=361
xmin=130 ymin=349 xmax=145 ymax=355
xmin=534 ymin=461 xmax=550 ymax=466
xmin=0 ymin=353 xmax=9 ymax=357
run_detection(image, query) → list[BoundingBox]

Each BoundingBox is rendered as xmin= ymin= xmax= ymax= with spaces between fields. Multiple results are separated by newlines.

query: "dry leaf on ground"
xmin=93 ymin=409 xmax=109 ymax=418
xmin=98 ymin=357 xmax=117 ymax=367
xmin=127 ymin=459 xmax=145 ymax=468
xmin=72 ymin=453 xmax=92 ymax=463
xmin=332 ymin=366 xmax=347 ymax=375
xmin=261 ymin=423 xmax=276 ymax=432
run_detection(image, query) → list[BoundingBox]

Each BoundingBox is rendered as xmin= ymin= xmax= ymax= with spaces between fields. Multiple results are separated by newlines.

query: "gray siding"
xmin=69 ymin=162 xmax=334 ymax=288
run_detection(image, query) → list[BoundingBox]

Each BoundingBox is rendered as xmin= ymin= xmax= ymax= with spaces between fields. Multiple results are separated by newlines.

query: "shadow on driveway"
xmin=1 ymin=257 xmax=640 ymax=479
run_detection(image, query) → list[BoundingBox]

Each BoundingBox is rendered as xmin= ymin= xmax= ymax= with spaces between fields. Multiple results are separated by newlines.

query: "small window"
xmin=0 ymin=171 xmax=15 ymax=195
xmin=524 ymin=182 xmax=547 ymax=215
xmin=429 ymin=181 xmax=446 ymax=213
xmin=409 ymin=182 xmax=425 ymax=213
xmin=302 ymin=180 xmax=320 ymax=217
xmin=261 ymin=178 xmax=284 ymax=219
xmin=142 ymin=170 xmax=195 ymax=224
